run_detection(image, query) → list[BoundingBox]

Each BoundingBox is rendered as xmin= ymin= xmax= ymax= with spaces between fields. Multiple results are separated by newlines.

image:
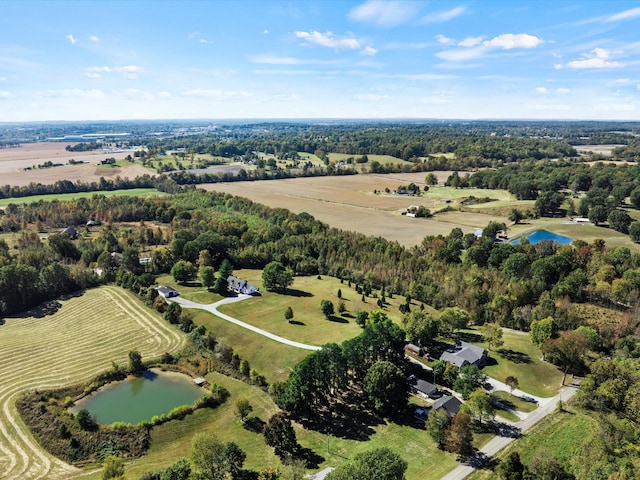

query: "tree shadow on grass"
xmin=283 ymin=288 xmax=313 ymax=298
xmin=288 ymin=320 xmax=306 ymax=326
xmin=243 ymin=416 xmax=266 ymax=434
xmin=296 ymin=404 xmax=384 ymax=442
xmin=497 ymin=348 xmax=531 ymax=364
xmin=328 ymin=315 xmax=348 ymax=324
xmin=11 ymin=300 xmax=63 ymax=319
xmin=296 ymin=446 xmax=325 ymax=469
xmin=458 ymin=331 xmax=483 ymax=343
xmin=341 ymin=313 xmax=355 ymax=319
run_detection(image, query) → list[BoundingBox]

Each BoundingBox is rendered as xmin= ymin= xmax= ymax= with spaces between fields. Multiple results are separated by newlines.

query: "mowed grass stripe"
xmin=0 ymin=286 xmax=185 ymax=480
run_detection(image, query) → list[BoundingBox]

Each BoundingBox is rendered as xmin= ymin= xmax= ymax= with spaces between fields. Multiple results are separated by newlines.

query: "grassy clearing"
xmin=0 ymin=286 xmax=184 ymax=480
xmin=466 ymin=328 xmax=563 ymax=398
xmin=156 ymin=274 xmax=223 ymax=304
xmin=467 ymin=406 xmax=599 ymax=480
xmin=0 ymin=188 xmax=163 ymax=207
xmin=491 ymin=391 xmax=537 ymax=413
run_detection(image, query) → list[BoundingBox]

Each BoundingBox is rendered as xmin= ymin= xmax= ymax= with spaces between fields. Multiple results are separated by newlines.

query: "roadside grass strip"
xmin=0 ymin=286 xmax=184 ymax=480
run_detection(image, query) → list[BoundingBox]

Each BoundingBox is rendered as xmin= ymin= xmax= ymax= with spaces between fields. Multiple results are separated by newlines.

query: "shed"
xmin=193 ymin=377 xmax=206 ymax=386
xmin=405 ymin=343 xmax=421 ymax=355
xmin=157 ymin=286 xmax=179 ymax=298
xmin=60 ymin=226 xmax=79 ymax=239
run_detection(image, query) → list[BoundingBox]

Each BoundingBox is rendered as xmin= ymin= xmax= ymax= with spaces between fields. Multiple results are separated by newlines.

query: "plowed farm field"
xmin=0 ymin=286 xmax=184 ymax=480
xmin=201 ymin=172 xmax=509 ymax=247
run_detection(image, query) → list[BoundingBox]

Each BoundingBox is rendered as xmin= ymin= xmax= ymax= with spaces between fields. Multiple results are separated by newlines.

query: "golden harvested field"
xmin=201 ymin=172 xmax=508 ymax=247
xmin=0 ymin=142 xmax=150 ymax=187
xmin=0 ymin=286 xmax=184 ymax=480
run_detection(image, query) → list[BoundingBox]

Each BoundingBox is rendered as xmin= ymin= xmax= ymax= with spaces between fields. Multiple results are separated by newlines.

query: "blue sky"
xmin=2 ymin=0 xmax=640 ymax=121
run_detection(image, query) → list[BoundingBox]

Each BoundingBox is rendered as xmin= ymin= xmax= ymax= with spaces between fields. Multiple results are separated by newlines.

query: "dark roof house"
xmin=431 ymin=395 xmax=462 ymax=418
xmin=413 ymin=379 xmax=438 ymax=398
xmin=440 ymin=340 xmax=488 ymax=368
xmin=60 ymin=226 xmax=79 ymax=239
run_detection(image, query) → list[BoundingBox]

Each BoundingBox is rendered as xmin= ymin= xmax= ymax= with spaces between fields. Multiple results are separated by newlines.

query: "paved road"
xmin=169 ymin=294 xmax=322 ymax=351
xmin=439 ymin=380 xmax=581 ymax=480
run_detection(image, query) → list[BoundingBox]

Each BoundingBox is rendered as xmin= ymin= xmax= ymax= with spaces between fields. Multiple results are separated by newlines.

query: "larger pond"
xmin=72 ymin=369 xmax=204 ymax=425
xmin=511 ymin=229 xmax=573 ymax=245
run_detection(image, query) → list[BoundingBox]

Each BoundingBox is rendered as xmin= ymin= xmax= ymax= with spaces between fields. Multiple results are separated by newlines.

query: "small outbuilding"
xmin=193 ymin=377 xmax=206 ymax=386
xmin=431 ymin=395 xmax=462 ymax=418
xmin=405 ymin=343 xmax=421 ymax=355
xmin=60 ymin=226 xmax=79 ymax=239
xmin=157 ymin=286 xmax=179 ymax=298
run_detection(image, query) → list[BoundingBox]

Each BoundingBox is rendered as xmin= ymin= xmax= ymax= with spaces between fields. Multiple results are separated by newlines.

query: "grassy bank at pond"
xmin=118 ymin=373 xmax=281 ymax=480
xmin=466 ymin=406 xmax=599 ymax=480
xmin=0 ymin=188 xmax=164 ymax=207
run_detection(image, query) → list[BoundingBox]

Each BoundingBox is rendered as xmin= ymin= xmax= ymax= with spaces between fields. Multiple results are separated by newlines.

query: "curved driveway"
xmin=169 ymin=294 xmax=321 ymax=351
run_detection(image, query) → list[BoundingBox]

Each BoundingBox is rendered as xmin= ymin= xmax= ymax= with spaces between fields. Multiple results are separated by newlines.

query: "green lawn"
xmin=491 ymin=390 xmax=537 ymax=413
xmin=466 ymin=406 xmax=599 ymax=480
xmin=0 ymin=188 xmax=163 ymax=207
xmin=467 ymin=328 xmax=564 ymax=398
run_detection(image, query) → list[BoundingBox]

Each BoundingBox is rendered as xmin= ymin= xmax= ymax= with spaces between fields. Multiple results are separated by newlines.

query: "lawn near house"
xmin=470 ymin=328 xmax=565 ymax=398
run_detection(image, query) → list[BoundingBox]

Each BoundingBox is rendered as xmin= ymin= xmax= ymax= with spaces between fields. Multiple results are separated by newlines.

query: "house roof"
xmin=414 ymin=379 xmax=438 ymax=396
xmin=60 ymin=226 xmax=78 ymax=237
xmin=227 ymin=275 xmax=256 ymax=291
xmin=439 ymin=340 xmax=487 ymax=367
xmin=432 ymin=395 xmax=462 ymax=418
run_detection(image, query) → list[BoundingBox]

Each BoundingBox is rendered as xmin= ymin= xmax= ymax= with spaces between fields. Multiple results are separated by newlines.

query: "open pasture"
xmin=201 ymin=173 xmax=507 ymax=247
xmin=0 ymin=188 xmax=164 ymax=208
xmin=0 ymin=286 xmax=184 ymax=480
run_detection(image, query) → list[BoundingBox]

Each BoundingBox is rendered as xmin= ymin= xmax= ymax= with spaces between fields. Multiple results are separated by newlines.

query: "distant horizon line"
xmin=2 ymin=117 xmax=640 ymax=125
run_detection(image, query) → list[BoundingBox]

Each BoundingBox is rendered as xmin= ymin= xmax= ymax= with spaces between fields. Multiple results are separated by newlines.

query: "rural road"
xmin=439 ymin=380 xmax=581 ymax=480
xmin=169 ymin=294 xmax=322 ymax=351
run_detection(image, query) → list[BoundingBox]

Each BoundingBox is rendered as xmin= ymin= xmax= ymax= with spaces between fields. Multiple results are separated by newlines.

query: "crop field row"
xmin=0 ymin=286 xmax=184 ymax=480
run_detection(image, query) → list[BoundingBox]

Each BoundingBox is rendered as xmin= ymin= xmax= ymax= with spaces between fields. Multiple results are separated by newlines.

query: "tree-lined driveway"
xmin=169 ymin=295 xmax=321 ymax=351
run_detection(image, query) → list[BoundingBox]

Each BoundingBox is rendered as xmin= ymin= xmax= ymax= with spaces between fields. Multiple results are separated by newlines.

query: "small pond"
xmin=511 ymin=229 xmax=573 ymax=245
xmin=72 ymin=369 xmax=204 ymax=425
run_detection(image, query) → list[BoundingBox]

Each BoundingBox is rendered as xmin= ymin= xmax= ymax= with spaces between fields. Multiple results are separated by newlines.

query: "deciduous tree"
xmin=262 ymin=261 xmax=294 ymax=292
xmin=326 ymin=447 xmax=407 ymax=480
xmin=481 ymin=322 xmax=504 ymax=351
xmin=363 ymin=360 xmax=408 ymax=414
xmin=263 ymin=412 xmax=298 ymax=459
xmin=445 ymin=411 xmax=473 ymax=458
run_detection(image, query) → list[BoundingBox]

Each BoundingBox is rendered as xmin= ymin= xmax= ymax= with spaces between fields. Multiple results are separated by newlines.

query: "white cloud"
xmin=458 ymin=36 xmax=483 ymax=47
xmin=249 ymin=54 xmax=343 ymax=66
xmin=273 ymin=93 xmax=298 ymax=100
xmin=84 ymin=73 xmax=101 ymax=79
xmin=42 ymin=89 xmax=105 ymax=99
xmin=536 ymin=87 xmax=548 ymax=94
xmin=354 ymin=93 xmax=389 ymax=101
xmin=89 ymin=35 xmax=99 ymax=42
xmin=566 ymin=48 xmax=622 ymax=69
xmin=436 ymin=46 xmax=487 ymax=62
xmin=637 ymin=84 xmax=640 ymax=92
xmin=181 ymin=89 xmax=252 ymax=98
xmin=157 ymin=91 xmax=172 ymax=98
xmin=608 ymin=78 xmax=632 ymax=86
xmin=557 ymin=88 xmax=571 ymax=94
xmin=361 ymin=46 xmax=378 ymax=56
xmin=483 ymin=33 xmax=543 ymax=49
xmin=0 ymin=77 xmax=9 ymax=84
xmin=115 ymin=89 xmax=155 ymax=100
xmin=0 ymin=91 xmax=13 ymax=99
xmin=295 ymin=31 xmax=359 ymax=49
xmin=114 ymin=65 xmax=145 ymax=79
xmin=422 ymin=6 xmax=466 ymax=23
xmin=593 ymin=103 xmax=636 ymax=112
xmin=436 ymin=35 xmax=454 ymax=45
xmin=66 ymin=34 xmax=76 ymax=44
xmin=421 ymin=94 xmax=448 ymax=104
xmin=199 ymin=39 xmax=209 ymax=44
xmin=349 ymin=0 xmax=419 ymax=27
xmin=606 ymin=7 xmax=640 ymax=23
xmin=252 ymin=69 xmax=318 ymax=76
xmin=263 ymin=29 xmax=269 ymax=34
